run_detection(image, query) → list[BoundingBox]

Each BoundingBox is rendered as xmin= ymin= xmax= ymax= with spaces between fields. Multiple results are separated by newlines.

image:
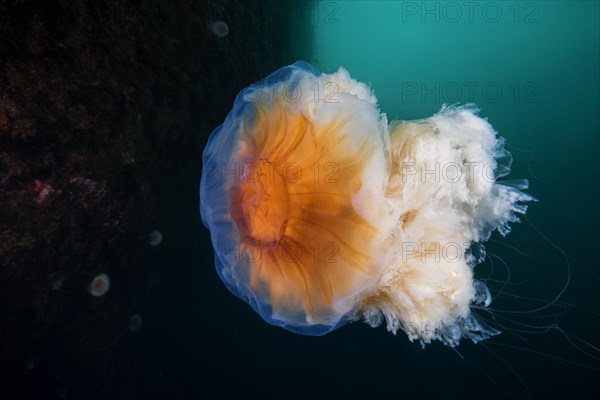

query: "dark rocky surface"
xmin=0 ymin=0 xmax=311 ymax=397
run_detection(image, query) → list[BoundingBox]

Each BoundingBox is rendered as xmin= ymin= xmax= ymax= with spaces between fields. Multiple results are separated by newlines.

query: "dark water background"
xmin=1 ymin=1 xmax=598 ymax=399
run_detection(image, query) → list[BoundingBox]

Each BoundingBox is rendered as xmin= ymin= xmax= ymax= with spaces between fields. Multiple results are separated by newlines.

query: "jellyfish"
xmin=200 ymin=61 xmax=532 ymax=346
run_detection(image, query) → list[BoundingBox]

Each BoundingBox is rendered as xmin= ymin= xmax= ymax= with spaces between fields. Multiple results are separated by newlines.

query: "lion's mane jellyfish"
xmin=200 ymin=61 xmax=532 ymax=346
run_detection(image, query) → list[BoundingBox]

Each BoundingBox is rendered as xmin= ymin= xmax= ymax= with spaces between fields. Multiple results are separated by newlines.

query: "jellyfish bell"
xmin=201 ymin=61 xmax=394 ymax=335
xmin=200 ymin=61 xmax=532 ymax=345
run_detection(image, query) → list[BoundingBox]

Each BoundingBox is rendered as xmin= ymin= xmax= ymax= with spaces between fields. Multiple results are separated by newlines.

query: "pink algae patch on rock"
xmin=29 ymin=179 xmax=54 ymax=203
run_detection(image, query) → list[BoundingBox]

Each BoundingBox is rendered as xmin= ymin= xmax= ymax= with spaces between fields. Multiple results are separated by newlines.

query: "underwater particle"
xmin=210 ymin=20 xmax=229 ymax=38
xmin=51 ymin=277 xmax=64 ymax=291
xmin=147 ymin=230 xmax=162 ymax=246
xmin=88 ymin=273 xmax=110 ymax=297
xmin=200 ymin=61 xmax=532 ymax=345
xmin=128 ymin=313 xmax=142 ymax=332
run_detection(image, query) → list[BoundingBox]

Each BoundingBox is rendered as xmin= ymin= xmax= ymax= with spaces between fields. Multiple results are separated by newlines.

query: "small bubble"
xmin=88 ymin=273 xmax=110 ymax=297
xmin=128 ymin=313 xmax=142 ymax=332
xmin=148 ymin=230 xmax=163 ymax=246
xmin=211 ymin=21 xmax=229 ymax=38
